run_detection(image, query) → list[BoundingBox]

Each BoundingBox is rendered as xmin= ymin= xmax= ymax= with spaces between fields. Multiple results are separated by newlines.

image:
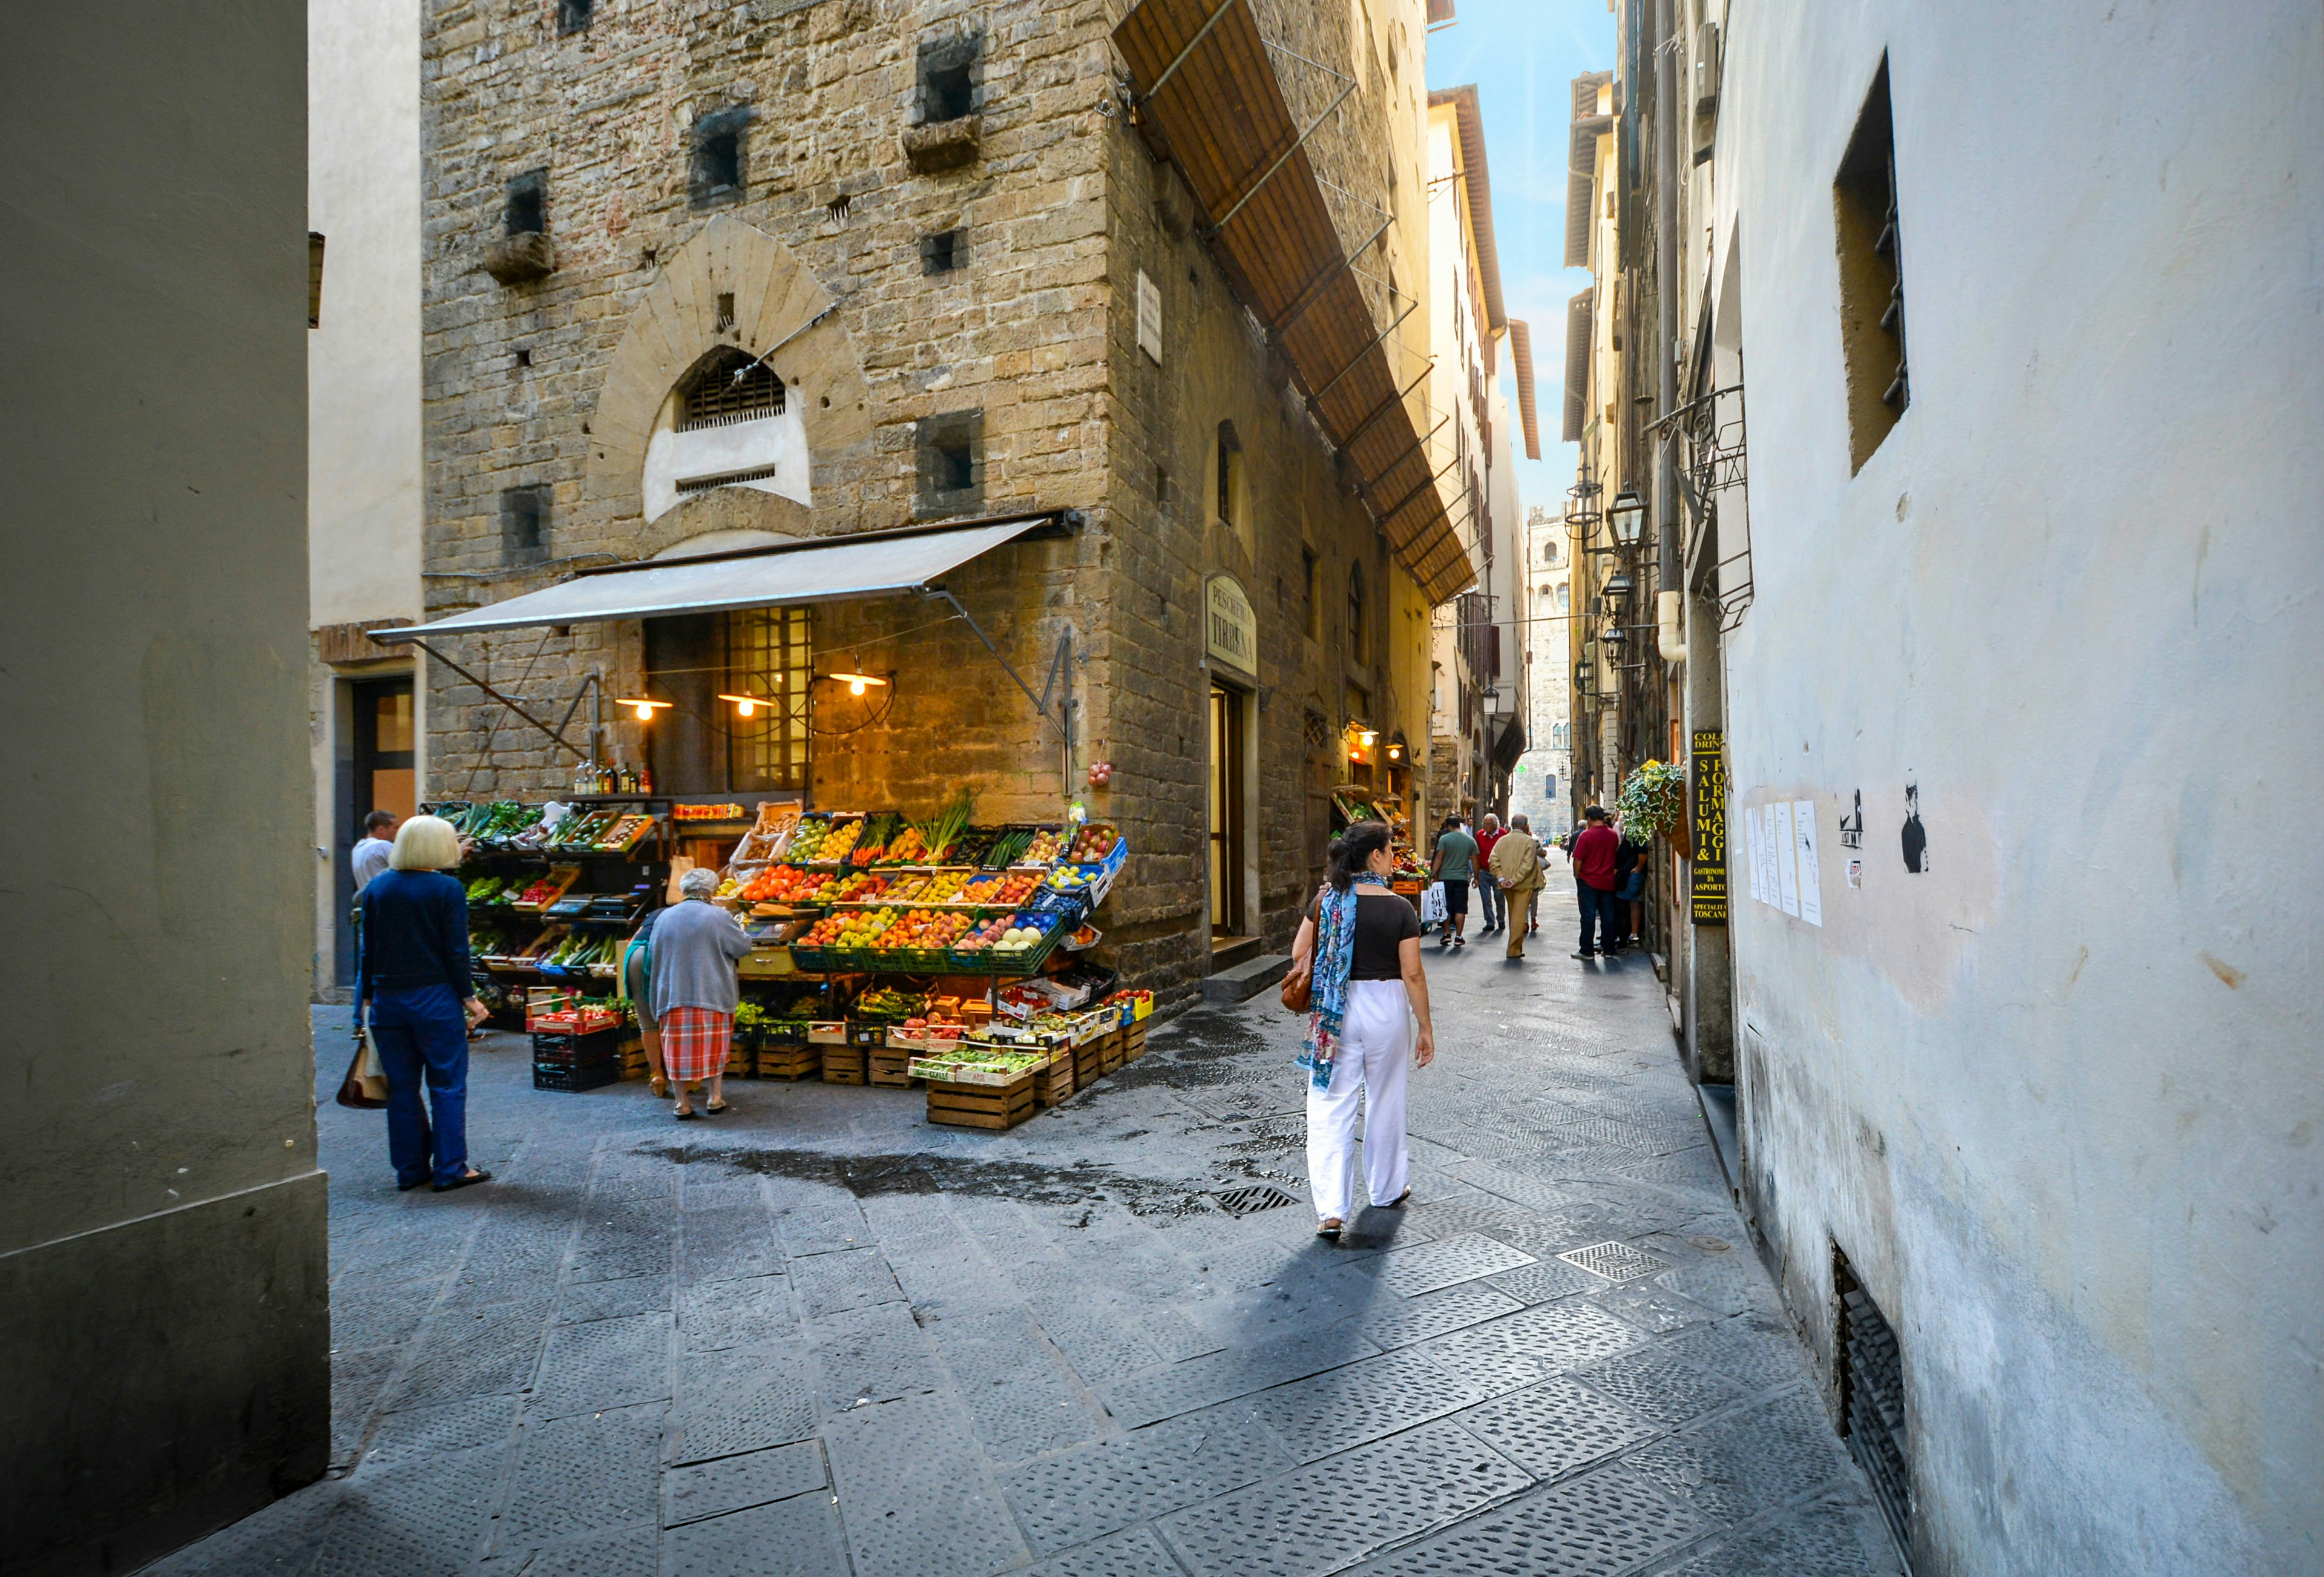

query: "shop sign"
xmin=1204 ymin=574 xmax=1256 ymax=677
xmin=1690 ymin=729 xmax=1729 ymax=924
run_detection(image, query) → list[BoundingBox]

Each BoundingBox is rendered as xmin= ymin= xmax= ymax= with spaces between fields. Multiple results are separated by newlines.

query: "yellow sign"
xmin=1205 ymin=574 xmax=1256 ymax=676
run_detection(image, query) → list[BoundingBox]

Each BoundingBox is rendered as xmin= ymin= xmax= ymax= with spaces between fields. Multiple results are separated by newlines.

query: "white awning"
xmin=375 ymin=513 xmax=1060 ymax=640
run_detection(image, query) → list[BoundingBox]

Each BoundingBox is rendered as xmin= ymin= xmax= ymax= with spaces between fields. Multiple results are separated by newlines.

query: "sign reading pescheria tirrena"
xmin=1204 ymin=573 xmax=1256 ymax=677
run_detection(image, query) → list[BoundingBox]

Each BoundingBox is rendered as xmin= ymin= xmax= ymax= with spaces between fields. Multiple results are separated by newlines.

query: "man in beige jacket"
xmin=1488 ymin=814 xmax=1548 ymax=960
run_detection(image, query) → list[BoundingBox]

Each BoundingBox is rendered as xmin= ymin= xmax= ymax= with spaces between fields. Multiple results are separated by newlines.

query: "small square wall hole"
xmin=505 ymin=168 xmax=547 ymax=237
xmin=919 ymin=35 xmax=980 ymax=122
xmin=921 ymin=228 xmax=967 ymax=274
xmin=715 ymin=292 xmax=736 ymax=331
xmin=501 ymin=486 xmax=551 ymax=565
xmin=515 ymin=347 xmax=532 ymax=367
xmin=691 ymin=108 xmax=750 ymax=210
xmin=557 ymin=0 xmax=593 ymax=33
xmin=915 ymin=409 xmax=983 ymax=518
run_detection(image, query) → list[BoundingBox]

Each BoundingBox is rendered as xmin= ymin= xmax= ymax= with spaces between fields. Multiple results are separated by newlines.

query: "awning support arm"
xmin=1265 ymin=215 xmax=1393 ymax=337
xmin=1370 ymin=452 xmax=1462 ymax=534
xmin=406 ymin=636 xmax=588 ymax=762
xmin=1306 ymin=298 xmax=1421 ymax=410
xmin=1144 ymin=0 xmax=1240 ymax=101
xmin=1340 ymin=362 xmax=1437 ymax=455
xmin=918 ymin=587 xmax=1071 ymax=744
xmin=1206 ymin=74 xmax=1359 ymax=236
xmin=1354 ymin=415 xmax=1451 ymax=500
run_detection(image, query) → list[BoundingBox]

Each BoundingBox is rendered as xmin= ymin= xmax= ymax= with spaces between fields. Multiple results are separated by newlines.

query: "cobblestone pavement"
xmin=151 ymin=885 xmax=1902 ymax=1577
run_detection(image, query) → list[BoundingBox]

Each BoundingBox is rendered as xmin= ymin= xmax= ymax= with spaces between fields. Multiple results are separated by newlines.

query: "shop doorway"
xmin=336 ymin=676 xmax=415 ymax=983
xmin=1209 ymin=682 xmax=1248 ymax=941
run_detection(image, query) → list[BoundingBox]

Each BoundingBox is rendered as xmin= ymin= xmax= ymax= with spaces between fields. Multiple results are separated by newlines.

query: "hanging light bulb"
xmin=824 ymin=669 xmax=888 ymax=697
xmin=717 ymin=694 xmax=763 ymax=719
xmin=615 ymin=697 xmax=671 ymax=721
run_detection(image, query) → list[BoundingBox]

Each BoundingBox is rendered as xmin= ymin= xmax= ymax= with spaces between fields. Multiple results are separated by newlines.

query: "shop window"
xmin=505 ymin=168 xmax=547 ymax=237
xmin=921 ymin=227 xmax=967 ymax=274
xmin=1834 ymin=56 xmax=1906 ymax=472
xmin=679 ymin=345 xmax=784 ymax=429
xmin=916 ymin=408 xmax=983 ymax=518
xmin=919 ymin=35 xmax=980 ymax=122
xmin=557 ymin=0 xmax=592 ymax=33
xmin=643 ymin=608 xmax=812 ymax=795
xmin=501 ymin=486 xmax=550 ymax=565
xmin=690 ymin=108 xmax=749 ymax=210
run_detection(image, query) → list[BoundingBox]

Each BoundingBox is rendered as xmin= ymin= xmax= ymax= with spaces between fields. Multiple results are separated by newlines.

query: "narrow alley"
xmin=154 ymin=879 xmax=1896 ymax=1577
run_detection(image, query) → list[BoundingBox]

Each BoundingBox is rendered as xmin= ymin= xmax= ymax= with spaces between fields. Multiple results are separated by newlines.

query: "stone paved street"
xmin=151 ymin=883 xmax=1901 ymax=1577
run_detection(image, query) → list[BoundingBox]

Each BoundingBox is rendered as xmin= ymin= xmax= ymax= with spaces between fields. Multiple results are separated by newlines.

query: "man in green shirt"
xmin=1430 ymin=815 xmax=1479 ymax=950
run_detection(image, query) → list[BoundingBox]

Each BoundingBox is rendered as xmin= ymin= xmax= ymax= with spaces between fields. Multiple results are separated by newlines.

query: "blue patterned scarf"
xmin=1298 ymin=872 xmax=1388 ymax=1090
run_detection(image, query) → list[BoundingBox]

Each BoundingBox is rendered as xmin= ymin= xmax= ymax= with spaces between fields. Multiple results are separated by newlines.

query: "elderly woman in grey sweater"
xmin=649 ymin=866 xmax=754 ymax=1119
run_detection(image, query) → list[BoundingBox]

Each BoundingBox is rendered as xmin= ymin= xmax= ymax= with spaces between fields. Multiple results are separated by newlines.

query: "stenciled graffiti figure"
xmin=1839 ymin=788 xmax=1865 ymax=850
xmin=1901 ymin=782 xmax=1928 ymax=874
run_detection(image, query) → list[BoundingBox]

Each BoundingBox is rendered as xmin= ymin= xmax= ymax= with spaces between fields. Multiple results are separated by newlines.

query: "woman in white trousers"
xmin=1288 ymin=820 xmax=1438 ymax=1240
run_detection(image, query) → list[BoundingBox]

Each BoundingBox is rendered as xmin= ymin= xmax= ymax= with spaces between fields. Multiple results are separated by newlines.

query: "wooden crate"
xmin=1098 ymin=1028 xmax=1126 ymax=1074
xmin=1034 ymin=1053 xmax=1075 ymax=1108
xmin=755 ymin=1039 xmax=818 ymax=1081
xmin=821 ymin=1044 xmax=869 ymax=1085
xmin=1072 ymin=1039 xmax=1101 ymax=1087
xmin=1121 ymin=1021 xmax=1149 ymax=1061
xmin=926 ymin=1071 xmax=1037 ymax=1130
xmin=868 ymin=1048 xmax=917 ymax=1088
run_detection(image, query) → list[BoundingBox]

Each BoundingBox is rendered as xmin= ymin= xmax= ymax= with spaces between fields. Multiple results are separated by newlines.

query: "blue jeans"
xmin=1477 ymin=875 xmax=1502 ymax=930
xmin=370 ymin=984 xmax=470 ymax=1188
xmin=1577 ymin=881 xmax=1618 ymax=955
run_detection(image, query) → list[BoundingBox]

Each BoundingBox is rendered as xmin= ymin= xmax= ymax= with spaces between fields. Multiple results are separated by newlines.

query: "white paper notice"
xmin=1773 ymin=801 xmax=1800 ymax=917
xmin=1743 ymin=808 xmax=1762 ymax=903
xmin=1793 ymin=799 xmax=1823 ymax=926
xmin=1752 ymin=805 xmax=1772 ymax=906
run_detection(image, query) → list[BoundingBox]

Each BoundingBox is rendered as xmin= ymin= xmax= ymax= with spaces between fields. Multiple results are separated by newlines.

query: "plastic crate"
xmin=533 ymin=1058 xmax=619 ymax=1092
xmin=531 ymin=1026 xmax=626 ymax=1065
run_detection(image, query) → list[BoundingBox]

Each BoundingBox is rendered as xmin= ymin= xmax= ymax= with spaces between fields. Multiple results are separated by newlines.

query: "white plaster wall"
xmin=308 ymin=0 xmax=422 ymax=989
xmin=1712 ymin=2 xmax=2323 ymax=1571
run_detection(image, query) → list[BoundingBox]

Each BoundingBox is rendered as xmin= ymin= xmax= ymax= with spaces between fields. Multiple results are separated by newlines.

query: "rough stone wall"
xmin=419 ymin=0 xmax=1116 ymax=803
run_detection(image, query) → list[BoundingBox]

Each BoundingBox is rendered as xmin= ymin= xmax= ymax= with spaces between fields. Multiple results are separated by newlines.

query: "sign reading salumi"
xmin=1691 ymin=729 xmax=1730 ymax=924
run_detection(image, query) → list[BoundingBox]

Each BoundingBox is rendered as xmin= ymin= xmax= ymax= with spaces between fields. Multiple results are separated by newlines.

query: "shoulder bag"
xmin=1281 ymin=884 xmax=1330 ymax=1014
xmin=335 ymin=1009 xmax=390 ymax=1110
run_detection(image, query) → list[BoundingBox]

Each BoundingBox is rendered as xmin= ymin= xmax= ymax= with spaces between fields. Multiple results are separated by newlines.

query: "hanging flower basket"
xmin=1616 ymin=759 xmax=1688 ymax=844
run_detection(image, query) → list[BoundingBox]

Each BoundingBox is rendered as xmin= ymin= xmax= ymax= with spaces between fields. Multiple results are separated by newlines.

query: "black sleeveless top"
xmin=1304 ymin=887 xmax=1421 ymax=981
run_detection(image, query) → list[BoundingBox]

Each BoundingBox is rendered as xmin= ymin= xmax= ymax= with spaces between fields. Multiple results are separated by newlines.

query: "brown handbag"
xmin=1281 ymin=883 xmax=1328 ymax=1013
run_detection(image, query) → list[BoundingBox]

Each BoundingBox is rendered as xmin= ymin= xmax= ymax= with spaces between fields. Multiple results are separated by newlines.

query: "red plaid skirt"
xmin=660 ymin=1007 xmax=732 ymax=1082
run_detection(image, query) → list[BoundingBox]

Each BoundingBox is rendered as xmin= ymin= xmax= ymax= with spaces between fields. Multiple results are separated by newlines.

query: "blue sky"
xmin=1425 ymin=0 xmax=1615 ymax=530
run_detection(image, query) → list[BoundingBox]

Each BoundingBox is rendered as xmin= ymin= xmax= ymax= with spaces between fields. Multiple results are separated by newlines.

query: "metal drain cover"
xmin=1212 ymin=1185 xmax=1298 ymax=1217
xmin=1558 ymin=1240 xmax=1671 ymax=1282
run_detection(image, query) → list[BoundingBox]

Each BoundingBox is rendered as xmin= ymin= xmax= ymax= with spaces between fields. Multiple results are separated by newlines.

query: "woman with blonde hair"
xmin=356 ymin=813 xmax=491 ymax=1192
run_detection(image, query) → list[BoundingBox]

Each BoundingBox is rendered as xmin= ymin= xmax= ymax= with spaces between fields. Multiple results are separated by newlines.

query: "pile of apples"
xmin=870 ymin=910 xmax=970 ymax=950
xmin=1065 ymin=824 xmax=1117 ymax=863
xmin=802 ymin=907 xmax=896 ymax=948
xmin=957 ymin=872 xmax=1041 ymax=906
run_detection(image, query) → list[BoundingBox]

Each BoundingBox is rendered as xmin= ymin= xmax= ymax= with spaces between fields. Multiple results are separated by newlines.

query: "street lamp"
xmin=1604 ymin=570 xmax=1635 ymax=601
xmin=1607 ymin=487 xmax=1646 ymax=545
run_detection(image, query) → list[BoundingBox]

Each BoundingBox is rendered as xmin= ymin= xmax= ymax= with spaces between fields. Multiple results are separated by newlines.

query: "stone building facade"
xmin=413 ymin=0 xmax=1442 ymax=1001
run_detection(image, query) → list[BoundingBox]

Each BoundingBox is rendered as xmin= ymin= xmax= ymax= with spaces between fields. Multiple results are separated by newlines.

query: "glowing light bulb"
xmin=849 ymin=677 xmax=868 ymax=697
xmin=737 ymin=698 xmax=757 ymax=718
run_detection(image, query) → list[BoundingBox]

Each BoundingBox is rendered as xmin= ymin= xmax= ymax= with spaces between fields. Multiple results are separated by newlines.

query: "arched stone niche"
xmin=587 ymin=214 xmax=873 ymax=546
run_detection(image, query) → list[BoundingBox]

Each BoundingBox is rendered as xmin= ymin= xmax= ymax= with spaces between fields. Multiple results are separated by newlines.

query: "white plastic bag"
xmin=1419 ymin=882 xmax=1448 ymax=926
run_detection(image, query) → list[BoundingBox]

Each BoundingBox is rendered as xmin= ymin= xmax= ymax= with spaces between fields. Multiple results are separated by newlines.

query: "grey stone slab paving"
xmin=1098 ymin=1323 xmax=1382 ymax=1427
xmin=661 ymin=1492 xmax=852 ymax=1577
xmin=1155 ymin=1418 xmax=1532 ymax=1577
xmin=664 ymin=1441 xmax=827 ymax=1526
xmin=1005 ymin=1401 xmax=1295 ymax=1553
xmin=824 ymin=1388 xmax=1028 ymax=1577
xmin=166 ymin=918 xmax=1899 ymax=1577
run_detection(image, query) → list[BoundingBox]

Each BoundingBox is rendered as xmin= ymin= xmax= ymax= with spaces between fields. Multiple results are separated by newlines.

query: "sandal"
xmin=703 ymin=1101 xmax=730 ymax=1115
xmin=674 ymin=1107 xmax=700 ymax=1121
xmin=1387 ymin=1190 xmax=1412 ymax=1208
xmin=430 ymin=1168 xmax=492 ymax=1193
xmin=1316 ymin=1219 xmax=1344 ymax=1241
xmin=650 ymin=1075 xmax=669 ymax=1098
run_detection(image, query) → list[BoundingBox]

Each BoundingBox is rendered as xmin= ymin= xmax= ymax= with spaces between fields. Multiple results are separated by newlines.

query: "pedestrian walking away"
xmin=648 ymin=867 xmax=753 ymax=1119
xmin=1488 ymin=814 xmax=1547 ymax=959
xmin=1430 ymin=814 xmax=1478 ymax=949
xmin=1473 ymin=813 xmax=1505 ymax=934
xmin=1612 ymin=826 xmax=1645 ymax=952
xmin=617 ymin=906 xmax=668 ymax=1096
xmin=356 ymin=814 xmax=492 ymax=1192
xmin=1571 ymin=805 xmax=1621 ymax=960
xmin=1287 ymin=820 xmax=1437 ymax=1240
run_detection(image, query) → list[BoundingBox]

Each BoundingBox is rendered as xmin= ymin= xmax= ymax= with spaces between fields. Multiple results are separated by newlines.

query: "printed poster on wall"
xmin=1792 ymin=799 xmax=1823 ymax=926
xmin=1773 ymin=800 xmax=1800 ymax=917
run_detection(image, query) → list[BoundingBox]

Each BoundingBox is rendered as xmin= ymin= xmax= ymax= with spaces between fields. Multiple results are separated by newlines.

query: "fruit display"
xmin=1047 ymin=864 xmax=1104 ymax=892
xmin=738 ymin=864 xmax=822 ymax=903
xmin=879 ymin=872 xmax=931 ymax=903
xmin=868 ymin=910 xmax=971 ymax=954
xmin=510 ymin=867 xmax=580 ymax=910
xmin=784 ymin=815 xmax=863 ymax=863
xmin=954 ymin=910 xmax=1059 ymax=959
xmin=594 ymin=814 xmax=657 ymax=853
xmin=849 ymin=812 xmax=904 ymax=866
xmin=801 ymin=907 xmax=896 ymax=950
xmin=908 ymin=1044 xmax=1048 ymax=1085
xmin=875 ymin=826 xmax=928 ymax=866
xmin=910 ymin=869 xmax=971 ymax=905
xmin=812 ymin=870 xmax=887 ymax=905
xmin=1065 ymin=823 xmax=1119 ymax=863
xmin=956 ymin=871 xmax=1043 ymax=907
xmin=1020 ymin=828 xmax=1067 ymax=864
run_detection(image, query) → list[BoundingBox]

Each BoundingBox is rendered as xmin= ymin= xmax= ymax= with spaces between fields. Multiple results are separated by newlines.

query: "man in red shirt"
xmin=1474 ymin=814 xmax=1506 ymax=935
xmin=1570 ymin=806 xmax=1621 ymax=959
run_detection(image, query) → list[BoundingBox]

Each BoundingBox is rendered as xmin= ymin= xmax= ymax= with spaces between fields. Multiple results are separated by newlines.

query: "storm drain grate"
xmin=1213 ymin=1185 xmax=1298 ymax=1217
xmin=1837 ymin=1252 xmax=1912 ymax=1559
xmin=1557 ymin=1241 xmax=1671 ymax=1282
